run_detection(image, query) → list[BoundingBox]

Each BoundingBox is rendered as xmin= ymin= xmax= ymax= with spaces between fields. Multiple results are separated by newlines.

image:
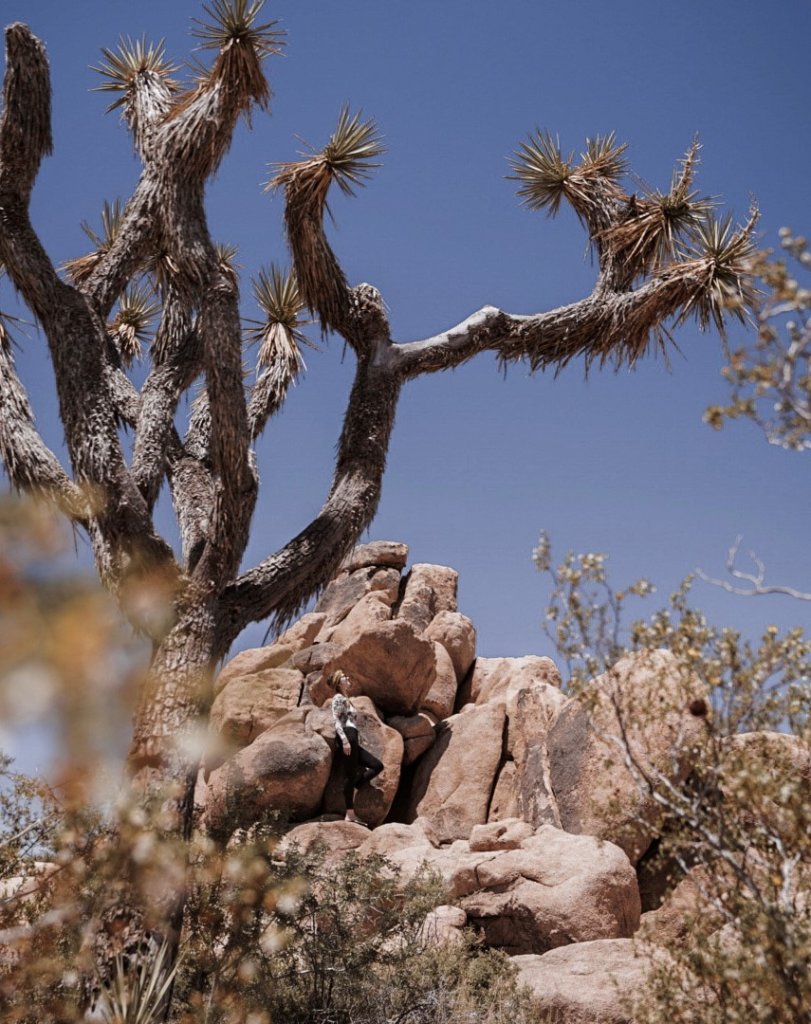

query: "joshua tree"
xmin=0 ymin=3 xmax=756 ymax=833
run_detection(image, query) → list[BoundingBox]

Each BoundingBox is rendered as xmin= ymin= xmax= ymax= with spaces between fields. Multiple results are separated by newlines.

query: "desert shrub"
xmin=536 ymin=535 xmax=811 ymax=1023
xmin=172 ymin=842 xmax=536 ymax=1024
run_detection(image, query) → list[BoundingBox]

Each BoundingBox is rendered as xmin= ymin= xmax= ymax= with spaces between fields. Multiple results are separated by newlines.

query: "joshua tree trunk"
xmin=0 ymin=2 xmax=756 ymax=973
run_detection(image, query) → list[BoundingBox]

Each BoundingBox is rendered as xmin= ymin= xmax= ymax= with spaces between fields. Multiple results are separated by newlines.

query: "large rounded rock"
xmin=214 ymin=643 xmax=298 ymax=696
xmin=513 ymin=938 xmax=654 ymax=1024
xmin=323 ymin=619 xmax=437 ymax=716
xmin=405 ymin=703 xmax=506 ymax=842
xmin=397 ymin=563 xmax=458 ymax=633
xmin=458 ymin=655 xmax=561 ymax=707
xmin=209 ymin=665 xmax=305 ymax=748
xmin=277 ymin=819 xmax=370 ymax=863
xmin=423 ymin=611 xmax=476 ymax=683
xmin=341 ymin=541 xmax=409 ymax=573
xmin=315 ymin=562 xmax=401 ymax=628
xmin=203 ymin=710 xmax=333 ymax=838
xmin=388 ymin=711 xmax=437 ymax=765
xmin=324 ymin=591 xmax=394 ymax=647
xmin=547 ymin=649 xmax=707 ymax=863
xmin=419 ymin=642 xmax=459 ymax=720
xmin=460 ymin=825 xmax=640 ymax=955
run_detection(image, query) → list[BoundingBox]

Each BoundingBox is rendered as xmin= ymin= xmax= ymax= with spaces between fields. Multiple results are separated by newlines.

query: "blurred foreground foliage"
xmin=0 ymin=497 xmax=536 ymax=1021
xmin=536 ymin=534 xmax=811 ymax=1024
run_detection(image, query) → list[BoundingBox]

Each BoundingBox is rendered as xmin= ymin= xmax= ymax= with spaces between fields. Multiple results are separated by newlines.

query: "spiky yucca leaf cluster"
xmin=191 ymin=0 xmax=284 ymax=111
xmin=508 ymin=131 xmax=574 ymax=217
xmin=92 ymin=37 xmax=179 ymax=113
xmin=109 ymin=285 xmax=160 ymax=366
xmin=270 ymin=107 xmax=384 ymax=208
xmin=676 ymin=210 xmax=760 ymax=336
xmin=269 ymin=108 xmax=383 ymax=332
xmin=63 ymin=199 xmax=125 ymax=285
xmin=215 ymin=242 xmax=240 ymax=289
xmin=602 ymin=140 xmax=715 ymax=275
xmin=101 ymin=938 xmax=178 ymax=1024
xmin=247 ymin=264 xmax=312 ymax=372
xmin=508 ymin=131 xmax=627 ymax=221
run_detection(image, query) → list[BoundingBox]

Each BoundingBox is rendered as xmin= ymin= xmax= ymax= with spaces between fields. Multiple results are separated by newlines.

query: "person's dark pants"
xmin=342 ymin=725 xmax=384 ymax=811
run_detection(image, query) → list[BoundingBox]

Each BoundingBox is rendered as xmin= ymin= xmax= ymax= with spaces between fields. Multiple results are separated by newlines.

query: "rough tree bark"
xmin=0 ymin=0 xmax=756 ymax=967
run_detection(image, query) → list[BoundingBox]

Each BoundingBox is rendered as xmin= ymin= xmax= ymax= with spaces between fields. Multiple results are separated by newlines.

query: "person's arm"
xmin=332 ymin=694 xmax=352 ymax=756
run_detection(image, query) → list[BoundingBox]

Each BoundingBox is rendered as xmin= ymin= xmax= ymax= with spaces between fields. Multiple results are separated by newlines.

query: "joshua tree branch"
xmin=0 ymin=337 xmax=88 ymax=521
xmin=0 ymin=24 xmax=51 ymax=202
xmin=132 ymin=290 xmax=201 ymax=510
xmin=217 ymin=326 xmax=399 ymax=649
xmin=393 ymin=270 xmax=699 ymax=379
xmin=0 ymin=24 xmax=174 ymax=593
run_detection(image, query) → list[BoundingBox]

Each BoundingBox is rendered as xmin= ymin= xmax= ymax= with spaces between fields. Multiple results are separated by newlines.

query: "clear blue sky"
xmin=2 ymin=0 xmax=810 ymax=683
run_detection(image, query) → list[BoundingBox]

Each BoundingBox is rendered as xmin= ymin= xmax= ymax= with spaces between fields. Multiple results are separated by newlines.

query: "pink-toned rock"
xmin=276 ymin=613 xmax=328 ymax=653
xmin=209 ymin=666 xmax=305 ymax=748
xmin=293 ymin=642 xmax=342 ymax=678
xmin=488 ymin=762 xmax=520 ymax=821
xmin=322 ymin=619 xmax=437 ymax=716
xmin=461 ymin=826 xmax=640 ymax=954
xmin=406 ymin=703 xmax=506 ymax=842
xmin=513 ymin=938 xmax=653 ymax=1024
xmin=423 ymin=611 xmax=476 ymax=683
xmin=341 ymin=541 xmax=409 ymax=572
xmin=203 ymin=711 xmax=333 ymax=838
xmin=358 ymin=820 xmax=448 ymax=881
xmin=277 ymin=820 xmax=370 ymax=863
xmin=388 ymin=711 xmax=437 ymax=765
xmin=459 ymin=656 xmax=561 ymax=707
xmin=637 ymin=866 xmax=719 ymax=948
xmin=419 ymin=642 xmax=459 ymax=720
xmin=214 ymin=643 xmax=298 ymax=696
xmin=321 ymin=697 xmax=403 ymax=828
xmin=547 ymin=649 xmax=707 ymax=863
xmin=420 ymin=905 xmax=467 ymax=947
xmin=397 ymin=563 xmax=458 ymax=633
xmin=315 ymin=565 xmax=401 ymax=627
xmin=503 ymin=682 xmax=567 ymax=828
xmin=323 ymin=591 xmax=393 ymax=647
xmin=469 ymin=818 xmax=533 ymax=852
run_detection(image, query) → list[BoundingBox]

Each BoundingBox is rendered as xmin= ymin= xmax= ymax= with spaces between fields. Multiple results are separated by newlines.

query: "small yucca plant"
xmin=579 ymin=132 xmax=629 ymax=183
xmin=63 ymin=199 xmax=125 ymax=285
xmin=675 ymin=209 xmax=760 ymax=335
xmin=214 ymin=241 xmax=240 ymax=289
xmin=602 ymin=139 xmax=715 ymax=275
xmin=507 ymin=130 xmax=574 ymax=217
xmin=247 ymin=264 xmax=312 ymax=373
xmin=191 ymin=0 xmax=285 ymax=110
xmin=108 ymin=285 xmax=160 ymax=366
xmin=92 ymin=37 xmax=179 ymax=112
xmin=100 ymin=938 xmax=179 ymax=1024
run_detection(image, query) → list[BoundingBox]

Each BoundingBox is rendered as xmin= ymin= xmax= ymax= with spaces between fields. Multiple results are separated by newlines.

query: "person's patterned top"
xmin=332 ymin=691 xmax=357 ymax=749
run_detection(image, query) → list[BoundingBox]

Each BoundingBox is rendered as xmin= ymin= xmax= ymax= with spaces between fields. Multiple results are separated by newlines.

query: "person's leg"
xmin=343 ymin=727 xmax=361 ymax=821
xmin=356 ymin=746 xmax=384 ymax=785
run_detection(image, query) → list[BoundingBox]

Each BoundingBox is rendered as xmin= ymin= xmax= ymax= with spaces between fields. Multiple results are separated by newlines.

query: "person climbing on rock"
xmin=329 ymin=670 xmax=384 ymax=824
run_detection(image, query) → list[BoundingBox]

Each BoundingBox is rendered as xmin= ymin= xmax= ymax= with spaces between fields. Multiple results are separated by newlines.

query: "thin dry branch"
xmin=697 ymin=536 xmax=811 ymax=602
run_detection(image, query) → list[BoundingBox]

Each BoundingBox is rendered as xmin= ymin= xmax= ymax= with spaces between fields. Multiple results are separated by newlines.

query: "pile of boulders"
xmin=194 ymin=541 xmax=808 ymax=1023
